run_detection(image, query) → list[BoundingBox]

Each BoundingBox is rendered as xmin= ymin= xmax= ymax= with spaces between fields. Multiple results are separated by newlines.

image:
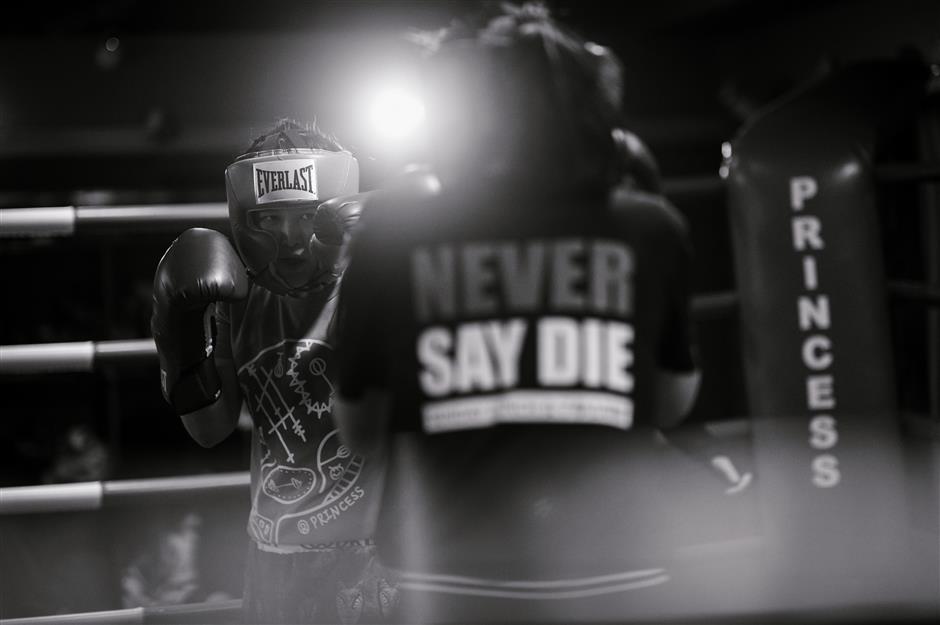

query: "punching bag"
xmin=726 ymin=58 xmax=929 ymax=611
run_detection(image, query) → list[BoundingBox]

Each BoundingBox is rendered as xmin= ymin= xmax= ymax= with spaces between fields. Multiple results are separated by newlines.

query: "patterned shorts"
xmin=243 ymin=540 xmax=400 ymax=624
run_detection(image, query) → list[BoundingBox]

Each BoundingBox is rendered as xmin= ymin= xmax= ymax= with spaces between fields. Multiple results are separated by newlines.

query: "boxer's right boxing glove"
xmin=151 ymin=228 xmax=249 ymax=415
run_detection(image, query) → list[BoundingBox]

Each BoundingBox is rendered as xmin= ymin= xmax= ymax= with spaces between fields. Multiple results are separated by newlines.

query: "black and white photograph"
xmin=1 ymin=1 xmax=938 ymax=623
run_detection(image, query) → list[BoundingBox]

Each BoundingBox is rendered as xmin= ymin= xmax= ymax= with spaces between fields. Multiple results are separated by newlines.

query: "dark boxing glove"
xmin=151 ymin=228 xmax=249 ymax=414
xmin=612 ymin=127 xmax=662 ymax=194
xmin=310 ymin=191 xmax=370 ymax=246
xmin=306 ymin=192 xmax=370 ymax=290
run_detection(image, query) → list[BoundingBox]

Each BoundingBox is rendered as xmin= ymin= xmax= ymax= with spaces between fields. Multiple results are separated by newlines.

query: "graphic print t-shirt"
xmin=336 ymin=187 xmax=698 ymax=577
xmin=218 ymin=286 xmax=382 ymax=549
xmin=339 ymin=188 xmax=694 ymax=426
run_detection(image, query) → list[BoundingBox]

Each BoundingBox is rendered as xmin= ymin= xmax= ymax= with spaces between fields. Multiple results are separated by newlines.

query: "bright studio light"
xmin=368 ymin=87 xmax=425 ymax=144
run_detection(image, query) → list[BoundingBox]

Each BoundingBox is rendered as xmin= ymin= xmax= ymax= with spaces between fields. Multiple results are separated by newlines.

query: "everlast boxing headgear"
xmin=224 ymin=122 xmax=359 ymax=296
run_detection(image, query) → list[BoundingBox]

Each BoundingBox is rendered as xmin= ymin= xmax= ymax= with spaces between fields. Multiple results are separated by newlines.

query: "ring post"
xmin=726 ymin=59 xmax=932 ymax=612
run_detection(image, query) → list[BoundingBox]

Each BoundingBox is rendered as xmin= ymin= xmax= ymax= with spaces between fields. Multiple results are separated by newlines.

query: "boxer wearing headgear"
xmin=224 ymin=123 xmax=361 ymax=297
xmin=151 ymin=119 xmax=398 ymax=624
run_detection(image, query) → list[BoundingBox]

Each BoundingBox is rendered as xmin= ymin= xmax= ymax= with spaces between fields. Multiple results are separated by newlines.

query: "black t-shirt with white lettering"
xmin=336 ymin=185 xmax=698 ymax=579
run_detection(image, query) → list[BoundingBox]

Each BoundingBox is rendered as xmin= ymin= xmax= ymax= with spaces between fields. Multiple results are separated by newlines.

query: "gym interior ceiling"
xmin=0 ymin=0 xmax=936 ymax=194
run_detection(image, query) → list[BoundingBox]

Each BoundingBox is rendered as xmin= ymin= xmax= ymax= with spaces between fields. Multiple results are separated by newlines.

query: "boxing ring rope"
xmin=1 ymin=162 xmax=937 ymax=238
xmin=0 ymin=472 xmax=249 ymax=515
xmin=0 ymin=599 xmax=243 ymax=625
xmin=0 ymin=299 xmax=734 ymax=375
xmin=0 ymin=339 xmax=157 ymax=374
xmin=2 ymin=282 xmax=935 ymax=375
xmin=660 ymin=175 xmax=725 ymax=196
xmin=871 ymin=160 xmax=940 ymax=184
xmin=888 ymin=280 xmax=940 ymax=305
xmin=0 ymin=203 xmax=228 ymax=238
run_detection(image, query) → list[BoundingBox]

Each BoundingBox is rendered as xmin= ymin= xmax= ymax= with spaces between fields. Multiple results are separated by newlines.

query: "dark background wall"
xmin=0 ymin=0 xmax=937 ymax=486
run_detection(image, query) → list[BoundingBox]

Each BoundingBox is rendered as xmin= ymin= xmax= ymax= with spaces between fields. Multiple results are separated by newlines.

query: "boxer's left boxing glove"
xmin=151 ymin=228 xmax=249 ymax=414
xmin=311 ymin=191 xmax=370 ymax=246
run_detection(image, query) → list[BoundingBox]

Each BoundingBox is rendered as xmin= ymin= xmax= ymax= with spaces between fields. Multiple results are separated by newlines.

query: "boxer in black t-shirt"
xmin=334 ymin=4 xmax=701 ymax=621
